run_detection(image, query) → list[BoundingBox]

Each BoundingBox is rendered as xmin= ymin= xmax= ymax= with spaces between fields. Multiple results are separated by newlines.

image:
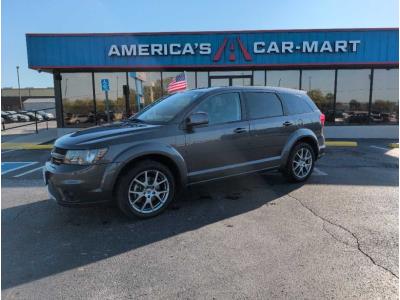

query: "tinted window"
xmin=195 ymin=93 xmax=241 ymax=125
xmin=245 ymin=92 xmax=283 ymax=119
xmin=371 ymin=69 xmax=399 ymax=124
xmin=336 ymin=69 xmax=371 ymax=124
xmin=281 ymin=93 xmax=314 ymax=115
xmin=301 ymin=70 xmax=335 ymax=122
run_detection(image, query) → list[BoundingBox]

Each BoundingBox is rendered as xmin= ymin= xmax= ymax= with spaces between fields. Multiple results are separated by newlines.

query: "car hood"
xmin=55 ymin=121 xmax=163 ymax=149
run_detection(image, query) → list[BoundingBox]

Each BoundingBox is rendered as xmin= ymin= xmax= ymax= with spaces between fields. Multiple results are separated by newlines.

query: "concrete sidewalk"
xmin=1 ymin=128 xmax=59 ymax=144
xmin=1 ymin=127 xmax=78 ymax=147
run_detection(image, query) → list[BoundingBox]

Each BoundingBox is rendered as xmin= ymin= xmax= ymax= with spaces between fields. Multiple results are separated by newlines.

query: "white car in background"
xmin=37 ymin=110 xmax=55 ymax=120
xmin=6 ymin=111 xmax=30 ymax=122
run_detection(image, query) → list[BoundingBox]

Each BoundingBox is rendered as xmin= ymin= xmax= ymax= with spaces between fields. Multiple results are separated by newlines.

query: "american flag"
xmin=167 ymin=72 xmax=187 ymax=93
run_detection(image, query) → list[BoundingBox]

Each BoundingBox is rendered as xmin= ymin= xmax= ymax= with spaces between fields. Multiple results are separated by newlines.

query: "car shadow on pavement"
xmin=2 ymin=173 xmax=297 ymax=290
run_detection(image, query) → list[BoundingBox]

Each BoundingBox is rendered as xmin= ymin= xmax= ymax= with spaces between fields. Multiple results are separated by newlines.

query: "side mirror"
xmin=186 ymin=112 xmax=209 ymax=127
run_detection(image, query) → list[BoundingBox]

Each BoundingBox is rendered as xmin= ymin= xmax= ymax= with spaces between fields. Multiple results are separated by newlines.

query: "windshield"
xmin=133 ymin=90 xmax=204 ymax=123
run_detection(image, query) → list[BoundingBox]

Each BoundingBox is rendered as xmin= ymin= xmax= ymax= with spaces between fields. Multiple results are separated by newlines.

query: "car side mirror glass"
xmin=186 ymin=112 xmax=209 ymax=127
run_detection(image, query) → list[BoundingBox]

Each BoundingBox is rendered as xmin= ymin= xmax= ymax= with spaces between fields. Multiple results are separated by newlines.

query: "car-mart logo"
xmin=213 ymin=37 xmax=252 ymax=62
xmin=108 ymin=37 xmax=361 ymax=59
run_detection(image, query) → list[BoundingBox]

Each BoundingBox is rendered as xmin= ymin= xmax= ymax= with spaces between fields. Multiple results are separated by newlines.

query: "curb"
xmin=388 ymin=143 xmax=399 ymax=148
xmin=1 ymin=143 xmax=53 ymax=150
xmin=325 ymin=141 xmax=358 ymax=147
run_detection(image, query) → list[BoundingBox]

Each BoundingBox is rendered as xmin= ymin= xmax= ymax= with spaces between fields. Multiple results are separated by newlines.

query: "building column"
xmin=53 ymin=72 xmax=64 ymax=128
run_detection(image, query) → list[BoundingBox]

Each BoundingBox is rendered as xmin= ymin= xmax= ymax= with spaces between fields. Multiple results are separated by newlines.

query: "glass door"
xmin=209 ymin=77 xmax=230 ymax=87
xmin=231 ymin=77 xmax=252 ymax=86
xmin=209 ymin=75 xmax=253 ymax=87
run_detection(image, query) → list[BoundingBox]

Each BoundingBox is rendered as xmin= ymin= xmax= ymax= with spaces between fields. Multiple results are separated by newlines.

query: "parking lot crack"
xmin=286 ymin=193 xmax=399 ymax=279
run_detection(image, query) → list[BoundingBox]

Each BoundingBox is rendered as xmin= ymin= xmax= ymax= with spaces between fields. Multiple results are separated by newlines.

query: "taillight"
xmin=320 ymin=113 xmax=325 ymax=127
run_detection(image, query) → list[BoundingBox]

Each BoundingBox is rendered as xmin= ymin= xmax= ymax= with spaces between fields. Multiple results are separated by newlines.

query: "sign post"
xmin=101 ymin=79 xmax=111 ymax=123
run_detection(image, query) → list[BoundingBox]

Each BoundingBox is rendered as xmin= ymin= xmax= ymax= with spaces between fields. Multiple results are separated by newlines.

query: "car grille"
xmin=51 ymin=147 xmax=67 ymax=165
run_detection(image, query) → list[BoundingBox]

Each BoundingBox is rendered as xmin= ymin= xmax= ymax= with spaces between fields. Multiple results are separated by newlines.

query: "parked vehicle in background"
xmin=346 ymin=111 xmax=372 ymax=124
xmin=37 ymin=110 xmax=55 ymax=120
xmin=94 ymin=111 xmax=115 ymax=123
xmin=19 ymin=110 xmax=44 ymax=121
xmin=44 ymin=86 xmax=326 ymax=219
xmin=67 ymin=114 xmax=90 ymax=125
xmin=1 ymin=111 xmax=18 ymax=123
xmin=6 ymin=111 xmax=30 ymax=122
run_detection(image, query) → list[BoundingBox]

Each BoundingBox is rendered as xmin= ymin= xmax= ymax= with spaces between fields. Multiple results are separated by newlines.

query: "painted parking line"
xmin=13 ymin=165 xmax=44 ymax=178
xmin=370 ymin=145 xmax=390 ymax=151
xmin=312 ymin=167 xmax=328 ymax=176
xmin=1 ymin=149 xmax=17 ymax=155
xmin=1 ymin=162 xmax=38 ymax=175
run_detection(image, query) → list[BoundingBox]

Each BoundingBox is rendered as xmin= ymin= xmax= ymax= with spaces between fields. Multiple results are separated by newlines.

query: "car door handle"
xmin=233 ymin=127 xmax=247 ymax=134
xmin=282 ymin=121 xmax=293 ymax=127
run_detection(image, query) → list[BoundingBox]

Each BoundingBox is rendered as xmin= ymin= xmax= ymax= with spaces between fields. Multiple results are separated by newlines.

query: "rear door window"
xmin=281 ymin=92 xmax=315 ymax=115
xmin=244 ymin=92 xmax=283 ymax=119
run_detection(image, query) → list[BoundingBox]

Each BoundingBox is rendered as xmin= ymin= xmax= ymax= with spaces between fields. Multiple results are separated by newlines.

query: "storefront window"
xmin=127 ymin=72 xmax=141 ymax=115
xmin=186 ymin=72 xmax=196 ymax=89
xmin=142 ymin=72 xmax=162 ymax=107
xmin=371 ymin=69 xmax=399 ymax=124
xmin=336 ymin=69 xmax=371 ymax=124
xmin=61 ymin=73 xmax=95 ymax=127
xmin=301 ymin=70 xmax=335 ymax=123
xmin=253 ymin=70 xmax=265 ymax=86
xmin=94 ymin=73 xmax=127 ymax=123
xmin=197 ymin=72 xmax=208 ymax=88
xmin=266 ymin=70 xmax=300 ymax=89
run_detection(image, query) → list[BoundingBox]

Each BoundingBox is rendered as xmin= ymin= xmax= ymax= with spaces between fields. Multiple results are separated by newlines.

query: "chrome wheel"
xmin=292 ymin=147 xmax=313 ymax=179
xmin=128 ymin=170 xmax=170 ymax=214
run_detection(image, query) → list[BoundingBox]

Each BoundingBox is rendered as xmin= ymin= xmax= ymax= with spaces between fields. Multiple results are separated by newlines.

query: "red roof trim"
xmin=30 ymin=61 xmax=399 ymax=71
xmin=26 ymin=27 xmax=399 ymax=37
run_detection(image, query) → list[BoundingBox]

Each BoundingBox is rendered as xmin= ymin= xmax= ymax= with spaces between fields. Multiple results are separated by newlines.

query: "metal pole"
xmin=16 ymin=66 xmax=22 ymax=109
xmin=105 ymin=91 xmax=111 ymax=123
xmin=35 ymin=111 xmax=38 ymax=134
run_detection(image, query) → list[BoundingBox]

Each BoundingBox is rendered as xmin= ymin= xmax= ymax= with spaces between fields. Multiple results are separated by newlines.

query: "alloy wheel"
xmin=292 ymin=147 xmax=313 ymax=178
xmin=128 ymin=170 xmax=170 ymax=214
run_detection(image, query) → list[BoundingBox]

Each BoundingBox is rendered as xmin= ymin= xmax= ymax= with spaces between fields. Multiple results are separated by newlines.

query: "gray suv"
xmin=44 ymin=87 xmax=325 ymax=218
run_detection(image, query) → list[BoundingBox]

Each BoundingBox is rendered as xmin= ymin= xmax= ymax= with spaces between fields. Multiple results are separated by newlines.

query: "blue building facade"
xmin=26 ymin=28 xmax=399 ymax=127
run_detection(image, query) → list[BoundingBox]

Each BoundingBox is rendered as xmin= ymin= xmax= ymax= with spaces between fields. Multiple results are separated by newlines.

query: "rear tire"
xmin=116 ymin=160 xmax=176 ymax=219
xmin=283 ymin=142 xmax=315 ymax=182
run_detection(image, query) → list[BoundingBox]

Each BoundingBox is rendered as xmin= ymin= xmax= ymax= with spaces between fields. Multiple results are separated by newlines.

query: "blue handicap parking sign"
xmin=101 ymin=79 xmax=110 ymax=91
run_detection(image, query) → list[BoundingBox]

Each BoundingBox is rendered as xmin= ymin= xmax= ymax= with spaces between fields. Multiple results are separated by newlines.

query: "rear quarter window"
xmin=280 ymin=92 xmax=317 ymax=115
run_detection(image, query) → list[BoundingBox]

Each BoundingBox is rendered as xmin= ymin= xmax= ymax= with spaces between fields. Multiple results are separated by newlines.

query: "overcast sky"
xmin=1 ymin=0 xmax=398 ymax=88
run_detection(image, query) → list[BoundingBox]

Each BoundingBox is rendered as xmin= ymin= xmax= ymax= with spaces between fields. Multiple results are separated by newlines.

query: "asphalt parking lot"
xmin=1 ymin=140 xmax=399 ymax=299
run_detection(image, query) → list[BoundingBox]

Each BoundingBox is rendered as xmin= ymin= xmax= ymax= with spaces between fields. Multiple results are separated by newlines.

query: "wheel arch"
xmin=111 ymin=144 xmax=187 ymax=198
xmin=280 ymin=129 xmax=319 ymax=170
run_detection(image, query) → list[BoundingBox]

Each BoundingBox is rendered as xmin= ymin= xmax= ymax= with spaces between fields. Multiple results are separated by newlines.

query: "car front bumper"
xmin=43 ymin=161 xmax=122 ymax=206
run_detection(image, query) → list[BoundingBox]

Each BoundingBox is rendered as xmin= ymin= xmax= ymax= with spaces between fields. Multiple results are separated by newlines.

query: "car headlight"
xmin=64 ymin=148 xmax=108 ymax=165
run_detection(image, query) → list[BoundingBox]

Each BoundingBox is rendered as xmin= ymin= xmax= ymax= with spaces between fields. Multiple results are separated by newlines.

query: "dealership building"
xmin=26 ymin=28 xmax=399 ymax=137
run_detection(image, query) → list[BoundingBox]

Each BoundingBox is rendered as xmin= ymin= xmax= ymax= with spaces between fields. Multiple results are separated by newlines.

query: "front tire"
xmin=116 ymin=160 xmax=176 ymax=219
xmin=284 ymin=142 xmax=315 ymax=182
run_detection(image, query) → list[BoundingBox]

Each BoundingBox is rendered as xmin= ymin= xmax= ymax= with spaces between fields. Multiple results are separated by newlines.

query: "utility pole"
xmin=16 ymin=66 xmax=22 ymax=109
